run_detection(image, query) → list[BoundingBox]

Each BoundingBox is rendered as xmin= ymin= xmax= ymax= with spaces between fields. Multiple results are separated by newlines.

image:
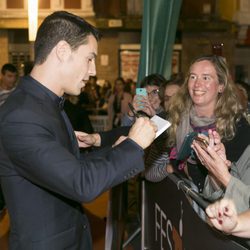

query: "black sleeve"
xmin=99 ymin=126 xmax=131 ymax=147
xmin=0 ymin=186 xmax=5 ymax=211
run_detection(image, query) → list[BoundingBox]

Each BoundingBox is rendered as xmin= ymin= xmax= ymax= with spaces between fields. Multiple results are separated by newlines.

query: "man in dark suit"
xmin=0 ymin=11 xmax=156 ymax=250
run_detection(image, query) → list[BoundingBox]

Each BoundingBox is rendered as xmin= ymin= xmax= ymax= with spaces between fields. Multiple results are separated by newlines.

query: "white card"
xmin=150 ymin=115 xmax=171 ymax=138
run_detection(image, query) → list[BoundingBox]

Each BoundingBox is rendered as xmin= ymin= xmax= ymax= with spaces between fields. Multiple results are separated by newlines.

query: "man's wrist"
xmin=93 ymin=133 xmax=101 ymax=146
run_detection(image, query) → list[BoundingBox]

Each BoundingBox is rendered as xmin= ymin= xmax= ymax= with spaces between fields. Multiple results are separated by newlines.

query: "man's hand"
xmin=128 ymin=117 xmax=157 ymax=149
xmin=74 ymin=131 xmax=101 ymax=148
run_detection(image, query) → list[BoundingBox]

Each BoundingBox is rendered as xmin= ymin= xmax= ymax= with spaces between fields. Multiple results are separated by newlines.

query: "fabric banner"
xmin=138 ymin=0 xmax=182 ymax=83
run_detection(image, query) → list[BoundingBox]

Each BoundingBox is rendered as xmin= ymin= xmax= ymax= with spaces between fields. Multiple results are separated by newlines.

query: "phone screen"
xmin=136 ymin=88 xmax=147 ymax=96
xmin=136 ymin=88 xmax=147 ymax=110
xmin=177 ymin=132 xmax=198 ymax=161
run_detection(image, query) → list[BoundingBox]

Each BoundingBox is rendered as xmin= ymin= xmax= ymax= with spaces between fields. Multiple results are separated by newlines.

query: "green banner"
xmin=138 ymin=0 xmax=182 ymax=84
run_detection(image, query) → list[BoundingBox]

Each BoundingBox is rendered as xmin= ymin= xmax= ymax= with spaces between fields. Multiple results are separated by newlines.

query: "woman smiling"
xmin=166 ymin=55 xmax=250 ymax=192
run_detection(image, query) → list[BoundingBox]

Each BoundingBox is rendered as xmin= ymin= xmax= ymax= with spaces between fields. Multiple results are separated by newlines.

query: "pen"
xmin=128 ymin=103 xmax=140 ymax=118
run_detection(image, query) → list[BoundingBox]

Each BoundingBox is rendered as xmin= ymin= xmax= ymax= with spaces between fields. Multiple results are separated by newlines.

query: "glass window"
xmin=64 ymin=0 xmax=81 ymax=9
xmin=7 ymin=0 xmax=24 ymax=8
xmin=39 ymin=0 xmax=50 ymax=9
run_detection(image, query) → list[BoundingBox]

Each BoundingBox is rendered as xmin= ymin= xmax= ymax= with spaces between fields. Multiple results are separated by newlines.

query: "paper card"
xmin=150 ymin=115 xmax=171 ymax=138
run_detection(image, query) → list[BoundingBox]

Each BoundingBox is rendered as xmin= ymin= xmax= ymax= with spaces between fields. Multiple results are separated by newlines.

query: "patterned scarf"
xmin=176 ymin=106 xmax=216 ymax=153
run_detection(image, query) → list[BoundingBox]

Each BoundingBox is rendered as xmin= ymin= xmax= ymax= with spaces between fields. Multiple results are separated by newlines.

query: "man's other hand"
xmin=75 ymin=131 xmax=101 ymax=148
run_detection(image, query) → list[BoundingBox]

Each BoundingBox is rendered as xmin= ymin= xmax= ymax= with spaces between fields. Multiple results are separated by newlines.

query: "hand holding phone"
xmin=136 ymin=88 xmax=147 ymax=96
xmin=177 ymin=132 xmax=198 ymax=161
xmin=135 ymin=88 xmax=147 ymax=110
xmin=194 ymin=135 xmax=209 ymax=150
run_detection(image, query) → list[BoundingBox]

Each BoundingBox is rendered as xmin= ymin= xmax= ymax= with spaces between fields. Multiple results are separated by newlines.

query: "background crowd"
xmin=1 ymin=52 xmax=250 ymax=246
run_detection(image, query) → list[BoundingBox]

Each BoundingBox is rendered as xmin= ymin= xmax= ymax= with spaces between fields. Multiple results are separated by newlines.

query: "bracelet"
xmin=127 ymin=111 xmax=135 ymax=118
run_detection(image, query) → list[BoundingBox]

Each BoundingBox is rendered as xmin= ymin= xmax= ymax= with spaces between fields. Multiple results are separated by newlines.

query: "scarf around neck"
xmin=176 ymin=106 xmax=216 ymax=152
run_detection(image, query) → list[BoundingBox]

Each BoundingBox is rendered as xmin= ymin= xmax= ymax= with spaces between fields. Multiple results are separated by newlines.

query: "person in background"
xmin=78 ymin=75 xmax=100 ymax=111
xmin=108 ymin=77 xmax=132 ymax=129
xmin=127 ymin=75 xmax=182 ymax=231
xmin=160 ymin=74 xmax=183 ymax=111
xmin=98 ymin=79 xmax=112 ymax=114
xmin=236 ymin=81 xmax=250 ymax=118
xmin=22 ymin=61 xmax=34 ymax=76
xmin=87 ymin=75 xmax=101 ymax=108
xmin=0 ymin=11 xmax=156 ymax=250
xmin=144 ymin=55 xmax=250 ymax=223
xmin=122 ymin=73 xmax=167 ymax=126
xmin=124 ymin=78 xmax=136 ymax=96
xmin=206 ymin=198 xmax=250 ymax=238
xmin=144 ymin=75 xmax=183 ymax=181
xmin=192 ymin=129 xmax=250 ymax=214
xmin=164 ymin=55 xmax=249 ymax=194
xmin=118 ymin=74 xmax=167 ymax=232
xmin=130 ymin=81 xmax=137 ymax=97
xmin=64 ymin=94 xmax=94 ymax=134
xmin=0 ymin=63 xmax=18 ymax=106
xmin=0 ymin=63 xmax=18 ymax=219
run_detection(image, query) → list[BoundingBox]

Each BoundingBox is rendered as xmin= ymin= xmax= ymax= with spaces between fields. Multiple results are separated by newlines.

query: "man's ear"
xmin=55 ymin=41 xmax=71 ymax=62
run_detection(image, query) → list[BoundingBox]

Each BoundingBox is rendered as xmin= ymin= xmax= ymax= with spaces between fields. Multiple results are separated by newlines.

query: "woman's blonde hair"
xmin=167 ymin=55 xmax=245 ymax=146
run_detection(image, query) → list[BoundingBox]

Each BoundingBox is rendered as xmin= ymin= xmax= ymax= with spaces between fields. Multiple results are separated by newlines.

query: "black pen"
xmin=128 ymin=103 xmax=140 ymax=118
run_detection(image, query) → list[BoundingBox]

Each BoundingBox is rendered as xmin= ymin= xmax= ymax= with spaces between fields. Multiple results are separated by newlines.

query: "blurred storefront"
xmin=0 ymin=0 xmax=250 ymax=84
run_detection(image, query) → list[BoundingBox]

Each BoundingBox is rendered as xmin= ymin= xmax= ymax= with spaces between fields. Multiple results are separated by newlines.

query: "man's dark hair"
xmin=1 ymin=63 xmax=18 ymax=75
xmin=34 ymin=11 xmax=101 ymax=65
xmin=140 ymin=73 xmax=167 ymax=88
xmin=23 ymin=61 xmax=34 ymax=76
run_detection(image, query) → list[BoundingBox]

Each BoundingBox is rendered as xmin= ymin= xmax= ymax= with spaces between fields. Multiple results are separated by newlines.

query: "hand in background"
xmin=141 ymin=98 xmax=156 ymax=117
xmin=192 ymin=130 xmax=228 ymax=164
xmin=206 ymin=199 xmax=238 ymax=235
xmin=192 ymin=139 xmax=231 ymax=187
xmin=128 ymin=117 xmax=157 ymax=149
xmin=131 ymin=95 xmax=156 ymax=117
xmin=207 ymin=130 xmax=227 ymax=162
xmin=75 ymin=131 xmax=101 ymax=148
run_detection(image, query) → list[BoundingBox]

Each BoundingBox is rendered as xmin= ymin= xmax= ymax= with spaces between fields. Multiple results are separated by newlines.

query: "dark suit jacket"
xmin=64 ymin=99 xmax=94 ymax=134
xmin=0 ymin=76 xmax=145 ymax=250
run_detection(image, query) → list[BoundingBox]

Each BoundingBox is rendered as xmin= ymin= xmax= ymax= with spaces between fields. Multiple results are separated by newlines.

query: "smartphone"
xmin=194 ymin=136 xmax=209 ymax=150
xmin=136 ymin=88 xmax=147 ymax=96
xmin=136 ymin=88 xmax=147 ymax=109
xmin=177 ymin=132 xmax=198 ymax=161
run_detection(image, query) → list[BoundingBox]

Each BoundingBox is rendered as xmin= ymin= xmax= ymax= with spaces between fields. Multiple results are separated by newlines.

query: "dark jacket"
xmin=0 ymin=76 xmax=144 ymax=250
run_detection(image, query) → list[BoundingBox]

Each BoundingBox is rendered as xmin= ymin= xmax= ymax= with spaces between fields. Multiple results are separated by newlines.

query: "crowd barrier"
xmin=142 ymin=175 xmax=248 ymax=250
xmin=89 ymin=115 xmax=109 ymax=132
xmin=105 ymin=183 xmax=128 ymax=250
xmin=104 ymin=174 xmax=249 ymax=249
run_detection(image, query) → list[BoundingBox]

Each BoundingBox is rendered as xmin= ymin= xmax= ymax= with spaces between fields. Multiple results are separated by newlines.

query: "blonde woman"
xmin=145 ymin=55 xmax=250 ymax=194
xmin=167 ymin=55 xmax=250 ymax=192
